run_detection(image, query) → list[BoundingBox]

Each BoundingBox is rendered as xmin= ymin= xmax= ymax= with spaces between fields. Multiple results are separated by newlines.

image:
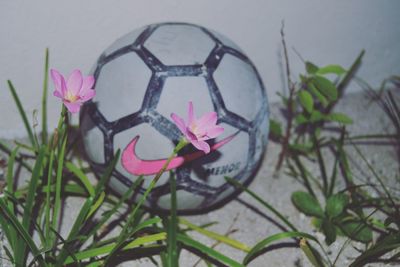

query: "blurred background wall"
xmin=1 ymin=0 xmax=400 ymax=138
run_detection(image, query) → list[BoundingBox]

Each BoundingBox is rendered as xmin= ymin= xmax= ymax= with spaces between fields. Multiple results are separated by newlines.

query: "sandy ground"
xmin=0 ymin=90 xmax=399 ymax=267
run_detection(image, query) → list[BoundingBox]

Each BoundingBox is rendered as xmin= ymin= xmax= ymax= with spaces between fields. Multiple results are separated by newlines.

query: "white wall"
xmin=1 ymin=0 xmax=399 ymax=138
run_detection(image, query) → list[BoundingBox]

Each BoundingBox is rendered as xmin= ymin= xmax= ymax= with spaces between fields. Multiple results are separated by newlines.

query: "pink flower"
xmin=50 ymin=69 xmax=95 ymax=113
xmin=171 ymin=101 xmax=224 ymax=154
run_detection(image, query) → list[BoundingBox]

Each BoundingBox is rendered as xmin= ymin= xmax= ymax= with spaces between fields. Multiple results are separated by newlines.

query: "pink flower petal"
xmin=206 ymin=126 xmax=224 ymax=138
xmin=80 ymin=89 xmax=96 ymax=101
xmin=81 ymin=75 xmax=95 ymax=93
xmin=171 ymin=113 xmax=187 ymax=134
xmin=184 ymin=129 xmax=197 ymax=142
xmin=53 ymin=90 xmax=63 ymax=99
xmin=191 ymin=140 xmax=210 ymax=154
xmin=63 ymin=101 xmax=81 ymax=113
xmin=50 ymin=69 xmax=66 ymax=96
xmin=67 ymin=69 xmax=83 ymax=95
xmin=197 ymin=112 xmax=217 ymax=129
xmin=187 ymin=101 xmax=194 ymax=126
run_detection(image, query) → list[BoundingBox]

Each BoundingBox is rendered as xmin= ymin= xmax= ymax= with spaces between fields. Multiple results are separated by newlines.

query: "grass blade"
xmin=52 ymin=135 xmax=67 ymax=235
xmin=44 ymin=141 xmax=55 ymax=250
xmin=179 ymin=218 xmax=250 ymax=252
xmin=56 ymin=196 xmax=94 ymax=265
xmin=85 ymin=176 xmax=144 ymax=240
xmin=300 ymin=238 xmax=325 ymax=267
xmin=349 ymin=233 xmax=400 ymax=267
xmin=177 ymin=233 xmax=244 ymax=267
xmin=18 ymin=146 xmax=45 ymax=264
xmin=0 ymin=207 xmax=13 ymax=257
xmin=7 ymin=80 xmax=37 ymax=149
xmin=15 ymin=183 xmax=87 ymax=199
xmin=56 ymin=150 xmax=121 ymax=265
xmin=65 ymin=161 xmax=95 ymax=197
xmin=93 ymin=150 xmax=120 ymax=198
xmin=41 ymin=48 xmax=49 ymax=144
xmin=5 ymin=147 xmax=19 ymax=251
xmin=86 ymin=191 xmax=105 ymax=219
xmin=0 ymin=140 xmax=33 ymax=172
xmin=325 ymin=50 xmax=364 ymax=113
xmin=103 ymin=216 xmax=162 ymax=265
xmin=63 ymin=233 xmax=166 ymax=265
xmin=243 ymin=231 xmax=320 ymax=265
xmin=0 ymin=199 xmax=45 ymax=266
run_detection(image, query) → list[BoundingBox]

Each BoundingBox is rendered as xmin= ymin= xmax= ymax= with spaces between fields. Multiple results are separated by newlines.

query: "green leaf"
xmin=295 ymin=114 xmax=308 ymax=125
xmin=306 ymin=61 xmax=319 ymax=74
xmin=291 ymin=191 xmax=324 ymax=218
xmin=244 ymin=231 xmax=320 ymax=265
xmin=177 ymin=234 xmax=244 ymax=267
xmin=316 ymin=65 xmax=346 ymax=75
xmin=308 ymin=82 xmax=329 ymax=107
xmin=310 ymin=110 xmax=324 ymax=123
xmin=312 ymin=76 xmax=338 ymax=101
xmin=269 ymin=119 xmax=283 ymax=138
xmin=340 ymin=220 xmax=372 ymax=243
xmin=325 ymin=113 xmax=353 ymax=124
xmin=298 ymin=90 xmax=314 ymax=113
xmin=312 ymin=218 xmax=323 ymax=228
xmin=321 ymin=219 xmax=337 ymax=245
xmin=325 ymin=194 xmax=348 ymax=218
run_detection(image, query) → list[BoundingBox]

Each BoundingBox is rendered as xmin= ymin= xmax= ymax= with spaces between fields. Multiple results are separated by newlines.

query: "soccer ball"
xmin=80 ymin=22 xmax=269 ymax=213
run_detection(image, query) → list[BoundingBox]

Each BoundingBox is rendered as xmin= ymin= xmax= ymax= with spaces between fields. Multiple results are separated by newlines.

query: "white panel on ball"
xmin=81 ymin=115 xmax=105 ymax=164
xmin=157 ymin=76 xmax=214 ymax=122
xmin=95 ymin=53 xmax=151 ymax=122
xmin=214 ymin=54 xmax=263 ymax=121
xmin=144 ymin=24 xmax=215 ymax=65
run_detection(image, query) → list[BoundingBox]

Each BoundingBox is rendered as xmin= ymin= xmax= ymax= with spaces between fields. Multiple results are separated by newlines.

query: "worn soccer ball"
xmin=80 ymin=22 xmax=269 ymax=213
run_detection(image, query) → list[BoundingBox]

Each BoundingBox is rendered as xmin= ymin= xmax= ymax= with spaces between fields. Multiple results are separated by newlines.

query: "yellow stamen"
xmin=65 ymin=90 xmax=78 ymax=102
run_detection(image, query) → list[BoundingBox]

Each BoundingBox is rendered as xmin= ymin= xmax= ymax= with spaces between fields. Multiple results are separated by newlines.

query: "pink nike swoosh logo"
xmin=121 ymin=132 xmax=238 ymax=176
